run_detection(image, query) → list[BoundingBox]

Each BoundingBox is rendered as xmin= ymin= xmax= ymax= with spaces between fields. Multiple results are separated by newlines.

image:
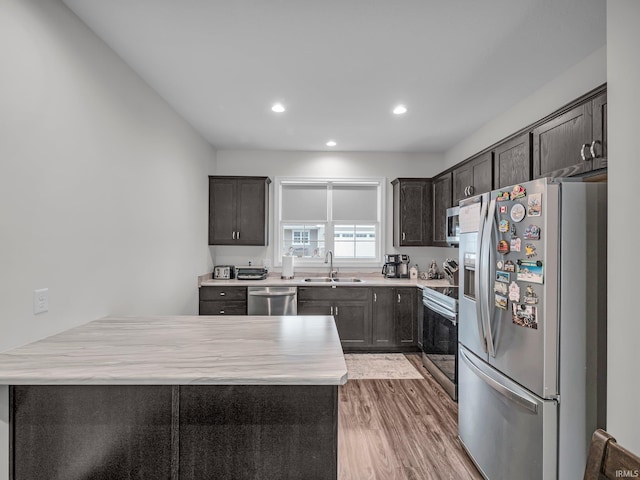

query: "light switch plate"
xmin=33 ymin=288 xmax=48 ymax=314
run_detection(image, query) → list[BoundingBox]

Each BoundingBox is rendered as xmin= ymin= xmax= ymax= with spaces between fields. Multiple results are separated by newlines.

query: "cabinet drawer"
xmin=199 ymin=286 xmax=247 ymax=302
xmin=297 ymin=286 xmax=370 ymax=302
xmin=199 ymin=301 xmax=247 ymax=316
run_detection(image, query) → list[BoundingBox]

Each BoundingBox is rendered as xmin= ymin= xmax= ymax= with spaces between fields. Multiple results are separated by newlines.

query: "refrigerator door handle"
xmin=460 ymin=348 xmax=538 ymax=414
xmin=482 ymin=198 xmax=498 ymax=357
xmin=475 ymin=198 xmax=488 ymax=353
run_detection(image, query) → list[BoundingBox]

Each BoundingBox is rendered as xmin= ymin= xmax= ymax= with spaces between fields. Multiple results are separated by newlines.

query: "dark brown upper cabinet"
xmin=591 ymin=92 xmax=607 ymax=171
xmin=208 ymin=176 xmax=270 ymax=246
xmin=432 ymin=173 xmax=452 ymax=245
xmin=392 ymin=178 xmax=433 ymax=247
xmin=532 ymin=92 xmax=607 ymax=179
xmin=493 ymin=133 xmax=532 ymax=189
xmin=452 ymin=151 xmax=493 ymax=205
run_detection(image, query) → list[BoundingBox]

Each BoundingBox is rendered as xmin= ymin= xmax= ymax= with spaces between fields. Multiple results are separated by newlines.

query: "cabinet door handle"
xmin=330 ymin=306 xmax=333 ymax=315
xmin=580 ymin=144 xmax=588 ymax=161
xmin=232 ymin=231 xmax=236 ymax=240
xmin=464 ymin=186 xmax=469 ymax=196
xmin=219 ymin=292 xmax=225 ymax=296
xmin=590 ymin=140 xmax=598 ymax=159
xmin=468 ymin=185 xmax=474 ymax=196
xmin=219 ymin=310 xmax=225 ymax=314
xmin=335 ymin=306 xmax=339 ymax=316
xmin=402 ymin=232 xmax=406 ymax=241
xmin=374 ymin=292 xmax=377 ymax=302
xmin=237 ymin=231 xmax=240 ymax=239
xmin=397 ymin=294 xmax=401 ymax=304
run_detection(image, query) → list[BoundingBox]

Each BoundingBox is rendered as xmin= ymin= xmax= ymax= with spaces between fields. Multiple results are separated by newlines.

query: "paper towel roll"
xmin=281 ymin=255 xmax=295 ymax=279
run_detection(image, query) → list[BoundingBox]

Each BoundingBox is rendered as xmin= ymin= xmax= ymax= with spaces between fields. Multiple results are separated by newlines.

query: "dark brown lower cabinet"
xmin=179 ymin=385 xmax=337 ymax=480
xmin=395 ymin=287 xmax=418 ymax=346
xmin=371 ymin=287 xmax=395 ymax=346
xmin=297 ymin=286 xmax=419 ymax=352
xmin=11 ymin=384 xmax=338 ymax=480
xmin=11 ymin=385 xmax=173 ymax=480
xmin=199 ymin=286 xmax=247 ymax=315
xmin=297 ymin=287 xmax=371 ymax=349
xmin=370 ymin=287 xmax=418 ymax=349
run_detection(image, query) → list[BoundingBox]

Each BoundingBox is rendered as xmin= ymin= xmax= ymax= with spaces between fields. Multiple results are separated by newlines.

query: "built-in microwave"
xmin=446 ymin=206 xmax=460 ymax=245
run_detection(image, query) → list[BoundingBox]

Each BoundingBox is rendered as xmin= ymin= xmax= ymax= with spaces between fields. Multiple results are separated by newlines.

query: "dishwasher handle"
xmin=248 ymin=290 xmax=297 ymax=297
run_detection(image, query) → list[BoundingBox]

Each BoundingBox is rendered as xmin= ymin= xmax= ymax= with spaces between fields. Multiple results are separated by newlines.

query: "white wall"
xmin=444 ymin=46 xmax=607 ymax=169
xmin=0 ymin=0 xmax=215 ymax=352
xmin=606 ymin=0 xmax=640 ymax=454
xmin=213 ymin=150 xmax=457 ymax=273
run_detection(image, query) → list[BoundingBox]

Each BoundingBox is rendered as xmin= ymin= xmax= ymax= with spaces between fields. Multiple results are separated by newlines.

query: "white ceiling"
xmin=61 ymin=0 xmax=605 ymax=153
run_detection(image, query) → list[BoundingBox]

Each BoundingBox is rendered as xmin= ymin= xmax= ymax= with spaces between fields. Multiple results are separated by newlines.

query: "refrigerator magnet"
xmin=510 ymin=203 xmax=526 ymax=222
xmin=496 ymin=191 xmax=510 ymax=202
xmin=508 ymin=282 xmax=520 ymax=302
xmin=499 ymin=219 xmax=510 ymax=232
xmin=497 ymin=260 xmax=504 ymax=269
xmin=512 ymin=304 xmax=538 ymax=329
xmin=523 ymin=224 xmax=541 ymax=240
xmin=503 ymin=260 xmax=516 ymax=272
xmin=516 ymin=260 xmax=544 ymax=284
xmin=497 ymin=240 xmax=510 ymax=254
xmin=527 ymin=193 xmax=542 ymax=217
xmin=496 ymin=271 xmax=510 ymax=283
xmin=524 ymin=285 xmax=539 ymax=304
xmin=495 ymin=294 xmax=508 ymax=311
xmin=510 ymin=184 xmax=526 ymax=200
xmin=510 ymin=237 xmax=522 ymax=252
xmin=499 ymin=205 xmax=508 ymax=214
xmin=494 ymin=281 xmax=508 ymax=295
xmin=525 ymin=243 xmax=537 ymax=258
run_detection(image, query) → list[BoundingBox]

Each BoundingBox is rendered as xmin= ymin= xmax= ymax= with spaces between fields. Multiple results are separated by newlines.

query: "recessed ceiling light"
xmin=271 ymin=103 xmax=286 ymax=113
xmin=326 ymin=140 xmax=337 ymax=147
xmin=393 ymin=104 xmax=407 ymax=115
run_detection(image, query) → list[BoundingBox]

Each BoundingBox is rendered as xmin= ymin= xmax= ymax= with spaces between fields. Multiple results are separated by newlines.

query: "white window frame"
xmin=274 ymin=177 xmax=385 ymax=268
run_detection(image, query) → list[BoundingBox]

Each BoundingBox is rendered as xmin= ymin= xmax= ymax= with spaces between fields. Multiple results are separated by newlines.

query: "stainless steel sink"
xmin=303 ymin=277 xmax=364 ymax=283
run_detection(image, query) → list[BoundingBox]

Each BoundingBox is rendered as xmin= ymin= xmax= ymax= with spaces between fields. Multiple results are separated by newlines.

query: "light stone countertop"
xmin=200 ymin=274 xmax=453 ymax=289
xmin=0 ymin=315 xmax=348 ymax=386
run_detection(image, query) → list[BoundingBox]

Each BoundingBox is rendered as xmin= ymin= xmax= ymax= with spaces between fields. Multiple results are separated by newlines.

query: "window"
xmin=275 ymin=178 xmax=384 ymax=266
xmin=292 ymin=231 xmax=310 ymax=245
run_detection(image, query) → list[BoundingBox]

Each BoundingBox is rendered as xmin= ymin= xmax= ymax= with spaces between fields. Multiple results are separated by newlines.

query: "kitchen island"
xmin=0 ymin=315 xmax=347 ymax=480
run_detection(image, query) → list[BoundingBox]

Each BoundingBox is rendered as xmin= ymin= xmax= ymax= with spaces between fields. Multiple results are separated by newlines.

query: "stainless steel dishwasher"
xmin=247 ymin=286 xmax=298 ymax=315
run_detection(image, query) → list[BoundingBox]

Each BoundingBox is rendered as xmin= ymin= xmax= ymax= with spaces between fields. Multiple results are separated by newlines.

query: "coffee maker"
xmin=382 ymin=254 xmax=411 ymax=278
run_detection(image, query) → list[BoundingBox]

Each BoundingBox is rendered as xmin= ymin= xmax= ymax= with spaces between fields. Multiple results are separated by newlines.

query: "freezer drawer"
xmin=458 ymin=345 xmax=557 ymax=480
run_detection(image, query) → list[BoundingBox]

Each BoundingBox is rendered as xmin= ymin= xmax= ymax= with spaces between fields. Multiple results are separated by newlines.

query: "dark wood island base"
xmin=11 ymin=384 xmax=338 ymax=480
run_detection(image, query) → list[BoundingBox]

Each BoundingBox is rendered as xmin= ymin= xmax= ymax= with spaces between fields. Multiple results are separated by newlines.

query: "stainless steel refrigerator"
xmin=457 ymin=178 xmax=607 ymax=480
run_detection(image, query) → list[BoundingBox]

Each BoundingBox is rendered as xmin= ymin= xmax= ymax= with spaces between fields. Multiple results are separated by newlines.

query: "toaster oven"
xmin=213 ymin=265 xmax=235 ymax=279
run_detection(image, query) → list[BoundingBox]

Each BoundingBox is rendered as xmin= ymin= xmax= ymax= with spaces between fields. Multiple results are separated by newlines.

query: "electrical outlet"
xmin=33 ymin=288 xmax=48 ymax=314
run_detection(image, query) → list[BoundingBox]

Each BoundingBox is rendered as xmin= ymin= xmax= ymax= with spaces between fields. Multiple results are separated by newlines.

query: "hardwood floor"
xmin=338 ymin=353 xmax=482 ymax=480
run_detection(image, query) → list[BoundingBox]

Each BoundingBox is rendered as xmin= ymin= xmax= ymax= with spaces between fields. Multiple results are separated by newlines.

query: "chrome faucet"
xmin=324 ymin=250 xmax=337 ymax=278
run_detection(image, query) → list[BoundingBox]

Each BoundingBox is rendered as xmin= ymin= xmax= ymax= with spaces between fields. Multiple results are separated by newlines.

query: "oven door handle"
xmin=424 ymin=300 xmax=457 ymax=324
